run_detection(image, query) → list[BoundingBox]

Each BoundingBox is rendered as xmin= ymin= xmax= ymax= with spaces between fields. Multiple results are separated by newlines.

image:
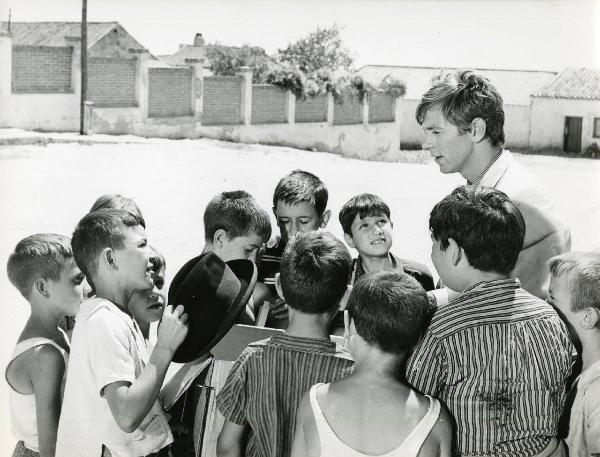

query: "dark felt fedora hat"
xmin=167 ymin=252 xmax=257 ymax=363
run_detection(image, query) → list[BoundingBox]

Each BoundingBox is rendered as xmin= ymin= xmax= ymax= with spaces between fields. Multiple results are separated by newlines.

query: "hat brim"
xmin=170 ymin=254 xmax=258 ymax=363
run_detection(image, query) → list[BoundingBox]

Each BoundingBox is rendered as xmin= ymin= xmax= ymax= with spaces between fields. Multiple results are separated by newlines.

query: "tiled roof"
xmin=1 ymin=22 xmax=124 ymax=48
xmin=532 ymin=67 xmax=600 ymax=101
xmin=161 ymin=45 xmax=207 ymax=66
xmin=358 ymin=65 xmax=557 ymax=105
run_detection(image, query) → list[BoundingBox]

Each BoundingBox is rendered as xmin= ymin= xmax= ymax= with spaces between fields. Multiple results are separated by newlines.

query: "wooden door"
xmin=564 ymin=116 xmax=583 ymax=153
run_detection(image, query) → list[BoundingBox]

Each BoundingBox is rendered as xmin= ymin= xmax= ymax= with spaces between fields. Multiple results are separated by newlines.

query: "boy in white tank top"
xmin=291 ymin=271 xmax=452 ymax=457
xmin=5 ymin=234 xmax=90 ymax=457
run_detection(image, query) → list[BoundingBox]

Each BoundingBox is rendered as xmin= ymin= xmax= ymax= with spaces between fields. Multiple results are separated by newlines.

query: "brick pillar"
xmin=134 ymin=50 xmax=149 ymax=117
xmin=186 ymin=58 xmax=204 ymax=119
xmin=237 ymin=66 xmax=253 ymax=125
xmin=0 ymin=31 xmax=12 ymax=126
xmin=395 ymin=96 xmax=403 ymax=149
xmin=326 ymin=92 xmax=334 ymax=126
xmin=362 ymin=94 xmax=369 ymax=126
xmin=287 ymin=91 xmax=295 ymax=124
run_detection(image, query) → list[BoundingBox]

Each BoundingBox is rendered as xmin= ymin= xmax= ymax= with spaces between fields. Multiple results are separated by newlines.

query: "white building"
xmin=530 ymin=67 xmax=600 ymax=154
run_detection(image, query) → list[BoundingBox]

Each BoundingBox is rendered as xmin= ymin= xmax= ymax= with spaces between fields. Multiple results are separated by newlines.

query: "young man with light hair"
xmin=417 ymin=70 xmax=570 ymax=300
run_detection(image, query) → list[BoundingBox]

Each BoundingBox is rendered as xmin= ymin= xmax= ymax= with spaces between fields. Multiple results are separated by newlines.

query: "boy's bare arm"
xmin=103 ymin=305 xmax=188 ymax=433
xmin=31 ymin=345 xmax=66 ymax=457
xmin=434 ymin=406 xmax=454 ymax=457
xmin=216 ymin=420 xmax=247 ymax=457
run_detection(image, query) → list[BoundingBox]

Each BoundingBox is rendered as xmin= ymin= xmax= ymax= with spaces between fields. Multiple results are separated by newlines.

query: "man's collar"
xmin=478 ymin=149 xmax=512 ymax=188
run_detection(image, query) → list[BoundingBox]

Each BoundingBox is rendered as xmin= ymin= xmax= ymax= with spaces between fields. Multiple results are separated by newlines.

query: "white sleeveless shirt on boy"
xmin=309 ymin=383 xmax=441 ymax=457
xmin=6 ymin=331 xmax=70 ymax=452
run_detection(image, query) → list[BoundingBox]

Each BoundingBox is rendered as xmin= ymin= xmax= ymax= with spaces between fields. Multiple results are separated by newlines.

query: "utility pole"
xmin=80 ymin=0 xmax=87 ymax=135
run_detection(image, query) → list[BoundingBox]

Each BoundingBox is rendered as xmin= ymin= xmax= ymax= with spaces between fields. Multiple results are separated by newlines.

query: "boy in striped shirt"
xmin=216 ymin=231 xmax=353 ymax=457
xmin=406 ymin=185 xmax=574 ymax=457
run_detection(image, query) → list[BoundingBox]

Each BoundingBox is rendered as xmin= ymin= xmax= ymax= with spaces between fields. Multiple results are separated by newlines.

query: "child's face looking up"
xmin=348 ymin=213 xmax=393 ymax=257
xmin=113 ymin=225 xmax=154 ymax=292
xmin=275 ymin=201 xmax=324 ymax=243
xmin=129 ymin=267 xmax=166 ymax=326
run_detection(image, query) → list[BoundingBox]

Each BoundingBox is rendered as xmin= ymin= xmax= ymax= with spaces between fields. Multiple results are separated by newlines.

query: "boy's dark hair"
xmin=273 ymin=170 xmax=328 ymax=216
xmin=90 ymin=193 xmax=143 ymax=219
xmin=348 ymin=271 xmax=429 ymax=355
xmin=280 ymin=231 xmax=351 ymax=313
xmin=72 ymin=208 xmax=146 ymax=280
xmin=430 ymin=185 xmax=525 ymax=275
xmin=416 ymin=70 xmax=505 ymax=148
xmin=339 ymin=193 xmax=391 ymax=236
xmin=204 ymin=190 xmax=271 ymax=243
xmin=7 ymin=234 xmax=74 ymax=299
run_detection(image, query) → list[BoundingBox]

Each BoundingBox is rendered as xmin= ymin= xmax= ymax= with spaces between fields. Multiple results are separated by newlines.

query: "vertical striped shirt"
xmin=405 ymin=279 xmax=574 ymax=456
xmin=216 ymin=333 xmax=354 ymax=457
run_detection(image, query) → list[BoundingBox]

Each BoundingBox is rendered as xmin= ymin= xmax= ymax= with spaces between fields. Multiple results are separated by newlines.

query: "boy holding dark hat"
xmin=56 ymin=209 xmax=188 ymax=457
xmin=216 ymin=231 xmax=354 ymax=457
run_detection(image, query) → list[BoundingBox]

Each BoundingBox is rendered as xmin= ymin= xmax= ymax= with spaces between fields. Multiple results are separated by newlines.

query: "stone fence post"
xmin=237 ymin=66 xmax=253 ymax=125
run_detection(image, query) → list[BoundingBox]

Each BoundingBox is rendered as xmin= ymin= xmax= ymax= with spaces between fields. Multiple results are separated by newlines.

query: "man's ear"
xmin=470 ymin=118 xmax=487 ymax=143
xmin=338 ymin=284 xmax=353 ymax=311
xmin=343 ymin=233 xmax=356 ymax=250
xmin=34 ymin=277 xmax=49 ymax=298
xmin=213 ymin=229 xmax=228 ymax=248
xmin=581 ymin=307 xmax=600 ymax=330
xmin=320 ymin=209 xmax=331 ymax=228
xmin=274 ymin=273 xmax=284 ymax=300
xmin=447 ymin=238 xmax=463 ymax=267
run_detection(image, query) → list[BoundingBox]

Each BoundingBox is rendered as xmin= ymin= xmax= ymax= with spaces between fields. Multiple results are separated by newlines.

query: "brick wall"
xmin=368 ymin=93 xmax=395 ymax=123
xmin=88 ymin=58 xmax=136 ymax=107
xmin=251 ymin=85 xmax=287 ymax=124
xmin=333 ymin=94 xmax=363 ymax=125
xmin=12 ymin=46 xmax=72 ymax=93
xmin=148 ymin=68 xmax=193 ymax=117
xmin=202 ymin=76 xmax=242 ymax=125
xmin=295 ymin=95 xmax=327 ymax=123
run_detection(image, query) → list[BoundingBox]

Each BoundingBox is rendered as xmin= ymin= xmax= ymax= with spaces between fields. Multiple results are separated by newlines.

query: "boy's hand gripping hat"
xmin=167 ymin=252 xmax=257 ymax=363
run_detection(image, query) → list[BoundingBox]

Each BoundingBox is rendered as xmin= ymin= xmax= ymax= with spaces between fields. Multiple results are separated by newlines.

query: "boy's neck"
xmin=26 ymin=310 xmax=63 ymax=339
xmin=580 ymin=330 xmax=600 ymax=371
xmin=286 ymin=308 xmax=332 ymax=339
xmin=352 ymin=345 xmax=404 ymax=379
xmin=359 ymin=253 xmax=393 ymax=274
xmin=94 ymin=283 xmax=129 ymax=313
xmin=457 ymin=269 xmax=509 ymax=292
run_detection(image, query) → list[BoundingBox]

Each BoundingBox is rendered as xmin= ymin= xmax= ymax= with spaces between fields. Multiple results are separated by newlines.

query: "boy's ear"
xmin=338 ymin=284 xmax=352 ymax=311
xmin=33 ymin=277 xmax=50 ymax=298
xmin=213 ymin=229 xmax=228 ymax=248
xmin=581 ymin=307 xmax=600 ymax=330
xmin=274 ymin=273 xmax=284 ymax=300
xmin=447 ymin=238 xmax=462 ymax=266
xmin=470 ymin=118 xmax=487 ymax=143
xmin=101 ymin=247 xmax=117 ymax=270
xmin=343 ymin=233 xmax=356 ymax=249
xmin=320 ymin=209 xmax=331 ymax=228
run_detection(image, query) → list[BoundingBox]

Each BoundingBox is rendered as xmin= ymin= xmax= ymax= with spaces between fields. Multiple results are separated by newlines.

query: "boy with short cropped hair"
xmin=202 ymin=190 xmax=271 ymax=264
xmin=216 ymin=231 xmax=354 ymax=457
xmin=405 ymin=185 xmax=574 ymax=457
xmin=258 ymin=170 xmax=330 ymax=294
xmin=338 ymin=193 xmax=435 ymax=290
xmin=6 ymin=234 xmax=89 ymax=457
xmin=292 ymin=271 xmax=452 ymax=457
xmin=56 ymin=209 xmax=188 ymax=457
xmin=202 ymin=190 xmax=272 ymax=324
xmin=547 ymin=252 xmax=600 ymax=457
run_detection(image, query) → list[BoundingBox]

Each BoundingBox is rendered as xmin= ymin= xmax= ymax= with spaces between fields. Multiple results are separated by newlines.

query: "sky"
xmin=1 ymin=0 xmax=599 ymax=71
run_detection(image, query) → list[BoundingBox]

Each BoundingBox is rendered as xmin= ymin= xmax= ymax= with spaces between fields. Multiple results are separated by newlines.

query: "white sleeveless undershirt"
xmin=309 ymin=383 xmax=441 ymax=457
xmin=5 ymin=332 xmax=69 ymax=452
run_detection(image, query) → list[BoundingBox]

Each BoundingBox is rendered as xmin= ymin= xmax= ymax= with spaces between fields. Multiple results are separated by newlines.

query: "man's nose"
xmin=83 ymin=279 xmax=92 ymax=297
xmin=288 ymin=221 xmax=299 ymax=237
xmin=422 ymin=133 xmax=434 ymax=150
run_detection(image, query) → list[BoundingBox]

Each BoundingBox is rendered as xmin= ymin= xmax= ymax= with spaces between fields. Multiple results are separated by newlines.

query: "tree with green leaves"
xmin=205 ymin=44 xmax=273 ymax=83
xmin=277 ymin=25 xmax=354 ymax=75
